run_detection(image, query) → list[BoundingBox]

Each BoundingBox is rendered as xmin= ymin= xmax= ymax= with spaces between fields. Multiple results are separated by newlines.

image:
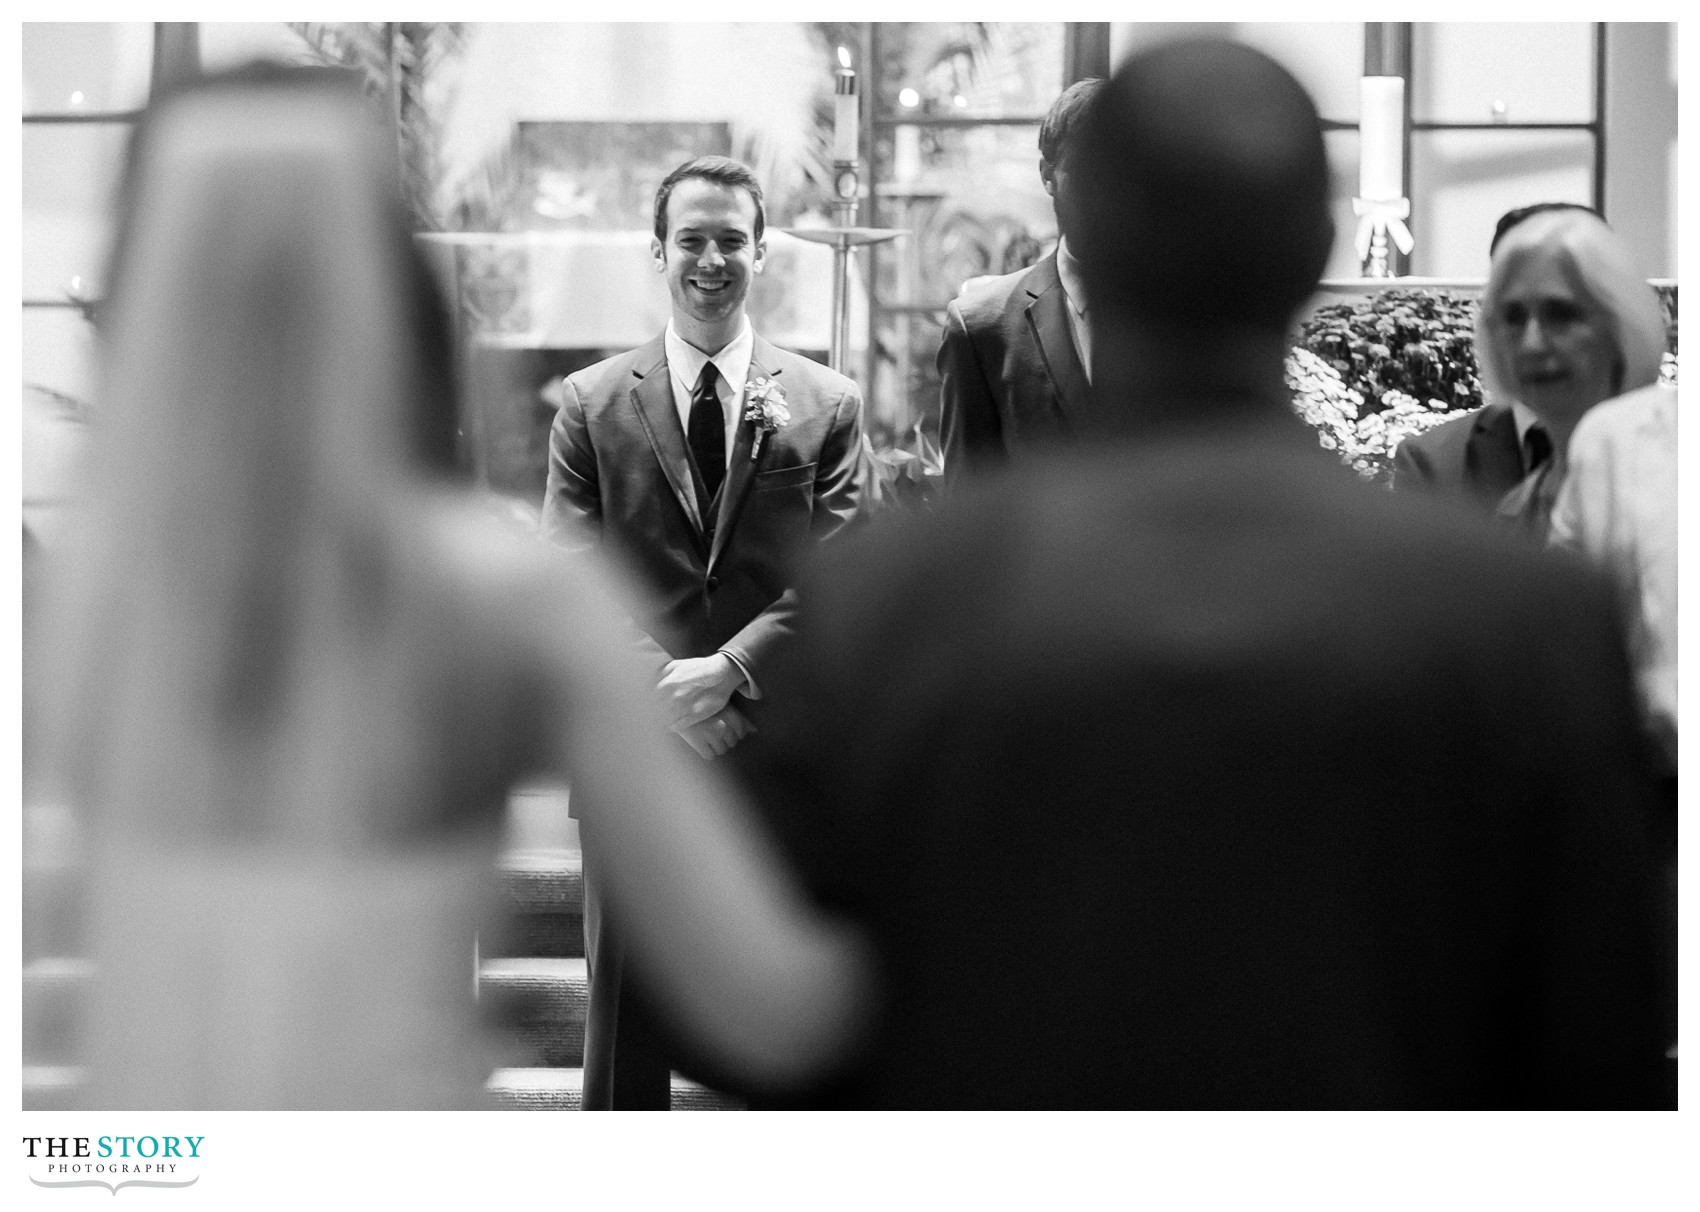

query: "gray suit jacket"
xmin=543 ymin=332 xmax=865 ymax=689
xmin=937 ymin=254 xmax=1089 ymax=488
xmin=1392 ymin=401 xmax=1526 ymax=511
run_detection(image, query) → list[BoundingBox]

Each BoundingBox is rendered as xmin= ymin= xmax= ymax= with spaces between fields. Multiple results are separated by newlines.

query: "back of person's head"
xmin=653 ymin=155 xmax=767 ymax=244
xmin=1489 ymin=201 xmax=1601 ymax=255
xmin=1476 ymin=207 xmax=1665 ymax=407
xmin=1038 ymin=76 xmax=1105 ymax=171
xmin=1073 ymin=39 xmax=1333 ymax=332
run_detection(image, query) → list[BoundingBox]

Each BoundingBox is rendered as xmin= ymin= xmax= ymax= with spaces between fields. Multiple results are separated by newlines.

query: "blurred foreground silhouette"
xmin=28 ymin=67 xmax=870 ymax=1110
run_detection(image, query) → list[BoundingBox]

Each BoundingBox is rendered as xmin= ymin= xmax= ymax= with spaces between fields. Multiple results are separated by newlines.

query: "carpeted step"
xmin=23 ymin=801 xmax=84 ymax=961
xmin=487 ymin=848 xmax=584 ymax=959
xmin=485 ymin=1067 xmax=744 ymax=1111
xmin=22 ymin=1066 xmax=85 ymax=1111
xmin=479 ymin=956 xmax=586 ymax=1068
xmin=22 ymin=956 xmax=92 ymax=1067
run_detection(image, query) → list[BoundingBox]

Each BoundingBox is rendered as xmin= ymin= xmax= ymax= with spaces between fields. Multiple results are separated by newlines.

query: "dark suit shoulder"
xmin=951 ymin=257 xmax=1056 ymax=331
xmin=1393 ymin=402 xmax=1521 ymax=501
xmin=563 ymin=340 xmax=665 ymax=404
xmin=755 ymin=342 xmax=858 ymax=400
xmin=1398 ymin=404 xmax=1491 ymax=460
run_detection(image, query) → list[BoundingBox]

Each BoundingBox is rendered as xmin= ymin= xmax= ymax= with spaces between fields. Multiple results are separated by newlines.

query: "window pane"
xmin=870 ymin=122 xmax=1049 ymax=308
xmin=1409 ymin=129 xmax=1594 ymax=276
xmin=874 ymin=23 xmax=1064 ymax=120
xmin=24 ymin=380 xmax=95 ymax=548
xmin=23 ymin=311 xmax=100 ymax=545
xmin=22 ymin=22 xmax=153 ymax=115
xmin=1235 ymin=22 xmax=1365 ymax=125
xmin=22 ymin=308 xmax=101 ymax=403
xmin=1413 ymin=23 xmax=1595 ymax=124
xmin=23 ymin=124 xmax=132 ymax=302
xmin=199 ymin=22 xmax=320 ymax=71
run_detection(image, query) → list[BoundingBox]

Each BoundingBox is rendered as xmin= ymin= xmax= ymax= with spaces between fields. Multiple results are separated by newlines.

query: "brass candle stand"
xmin=778 ymin=161 xmax=906 ymax=375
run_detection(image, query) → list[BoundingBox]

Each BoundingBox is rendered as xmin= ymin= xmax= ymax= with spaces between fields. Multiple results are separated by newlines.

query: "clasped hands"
xmin=658 ymin=653 xmax=752 ymax=760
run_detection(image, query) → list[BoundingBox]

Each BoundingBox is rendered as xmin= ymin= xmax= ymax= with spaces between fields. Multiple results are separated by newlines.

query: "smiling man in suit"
xmin=543 ymin=154 xmax=865 ymax=1109
xmin=936 ymin=77 xmax=1105 ymax=488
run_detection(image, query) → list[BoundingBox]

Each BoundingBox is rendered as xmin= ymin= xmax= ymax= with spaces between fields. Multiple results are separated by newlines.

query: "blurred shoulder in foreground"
xmin=31 ymin=67 xmax=873 ymax=1109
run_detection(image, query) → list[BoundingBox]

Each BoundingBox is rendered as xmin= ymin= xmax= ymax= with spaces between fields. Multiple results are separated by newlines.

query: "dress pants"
xmin=580 ymin=829 xmax=672 ymax=1110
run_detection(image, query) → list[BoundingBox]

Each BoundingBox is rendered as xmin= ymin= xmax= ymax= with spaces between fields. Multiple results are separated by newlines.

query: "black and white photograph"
xmin=12 ymin=15 xmax=1687 ymax=1207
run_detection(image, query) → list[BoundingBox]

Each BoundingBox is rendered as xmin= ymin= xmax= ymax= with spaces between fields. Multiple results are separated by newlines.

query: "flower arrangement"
xmin=1301 ymin=288 xmax=1485 ymax=410
xmin=861 ymin=424 xmax=944 ymax=511
xmin=1285 ymin=348 xmax=1458 ymax=482
xmin=1286 ymin=288 xmax=1484 ymax=484
xmin=1288 ymin=284 xmax=1680 ymax=483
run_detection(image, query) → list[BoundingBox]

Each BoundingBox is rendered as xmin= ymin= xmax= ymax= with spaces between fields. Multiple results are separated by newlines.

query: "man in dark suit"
xmin=742 ymin=40 xmax=1670 ymax=1108
xmin=1389 ymin=204 xmax=1599 ymax=508
xmin=1390 ymin=396 xmax=1536 ymax=509
xmin=544 ymin=155 xmax=865 ymax=1108
xmin=935 ymin=77 xmax=1104 ymax=487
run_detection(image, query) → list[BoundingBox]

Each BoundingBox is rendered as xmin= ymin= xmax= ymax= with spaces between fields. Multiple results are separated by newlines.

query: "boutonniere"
xmin=743 ymin=376 xmax=791 ymax=461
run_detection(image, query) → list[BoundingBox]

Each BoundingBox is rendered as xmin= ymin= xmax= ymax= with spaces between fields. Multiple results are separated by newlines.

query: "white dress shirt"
xmin=1054 ymin=236 xmax=1093 ymax=385
xmin=660 ymin=316 xmax=760 ymax=697
xmin=664 ymin=317 xmax=754 ymax=472
xmin=1549 ymin=383 xmax=1677 ymax=763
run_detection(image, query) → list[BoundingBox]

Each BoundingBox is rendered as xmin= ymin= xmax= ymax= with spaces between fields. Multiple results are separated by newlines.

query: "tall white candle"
xmin=1359 ymin=75 xmax=1404 ymax=201
xmin=833 ymin=46 xmax=859 ymax=163
xmin=895 ymin=125 xmax=920 ymax=183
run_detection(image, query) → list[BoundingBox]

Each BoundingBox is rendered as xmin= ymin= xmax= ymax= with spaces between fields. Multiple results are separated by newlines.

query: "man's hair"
xmin=1490 ymin=201 xmax=1602 ymax=255
xmin=1073 ymin=39 xmax=1332 ymax=330
xmin=1038 ymin=77 xmax=1106 ymax=168
xmin=652 ymin=155 xmax=766 ymax=245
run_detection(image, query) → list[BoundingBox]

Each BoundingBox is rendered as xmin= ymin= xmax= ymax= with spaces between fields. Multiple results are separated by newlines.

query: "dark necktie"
xmin=1500 ymin=429 xmax=1559 ymax=542
xmin=1524 ymin=426 xmax=1553 ymax=476
xmin=688 ymin=362 xmax=725 ymax=511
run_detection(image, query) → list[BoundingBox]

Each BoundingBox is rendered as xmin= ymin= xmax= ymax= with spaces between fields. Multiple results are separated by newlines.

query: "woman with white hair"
xmin=32 ymin=67 xmax=871 ymax=1109
xmin=1473 ymin=207 xmax=1667 ymax=538
xmin=1481 ymin=208 xmax=1676 ymax=918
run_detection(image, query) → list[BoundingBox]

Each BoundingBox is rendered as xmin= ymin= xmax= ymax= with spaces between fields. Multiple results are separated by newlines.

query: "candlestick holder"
xmin=779 ymin=160 xmax=907 ymax=376
xmin=1352 ymin=196 xmax=1414 ymax=280
xmin=1365 ymin=228 xmax=1392 ymax=279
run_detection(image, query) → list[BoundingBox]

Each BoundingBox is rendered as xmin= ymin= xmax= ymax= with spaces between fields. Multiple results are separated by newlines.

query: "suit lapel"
xmin=1468 ymin=402 xmax=1527 ymax=500
xmin=626 ymin=338 xmax=707 ymax=539
xmin=1023 ymin=256 xmax=1090 ymax=429
xmin=707 ymin=338 xmax=780 ymax=572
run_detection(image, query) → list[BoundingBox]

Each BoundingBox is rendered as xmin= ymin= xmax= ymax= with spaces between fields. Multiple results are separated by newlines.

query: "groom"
xmin=543 ymin=155 xmax=866 ymax=1108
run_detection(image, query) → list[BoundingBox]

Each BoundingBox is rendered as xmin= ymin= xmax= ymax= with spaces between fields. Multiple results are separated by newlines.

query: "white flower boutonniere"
xmin=743 ymin=377 xmax=791 ymax=461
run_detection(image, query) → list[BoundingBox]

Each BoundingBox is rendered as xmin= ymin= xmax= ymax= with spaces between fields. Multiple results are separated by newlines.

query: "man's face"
xmin=1041 ymin=150 xmax=1082 ymax=245
xmin=1491 ymin=254 xmax=1618 ymax=434
xmin=652 ymin=177 xmax=765 ymax=346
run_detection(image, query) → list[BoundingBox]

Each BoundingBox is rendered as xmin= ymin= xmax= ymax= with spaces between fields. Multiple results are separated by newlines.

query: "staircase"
xmin=21 ymin=800 xmax=83 ymax=1111
xmin=21 ymin=788 xmax=740 ymax=1111
xmin=482 ymin=842 xmax=740 ymax=1108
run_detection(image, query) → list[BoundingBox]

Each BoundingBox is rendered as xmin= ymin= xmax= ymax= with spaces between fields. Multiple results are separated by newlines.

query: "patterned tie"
xmin=688 ymin=361 xmax=725 ymax=511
